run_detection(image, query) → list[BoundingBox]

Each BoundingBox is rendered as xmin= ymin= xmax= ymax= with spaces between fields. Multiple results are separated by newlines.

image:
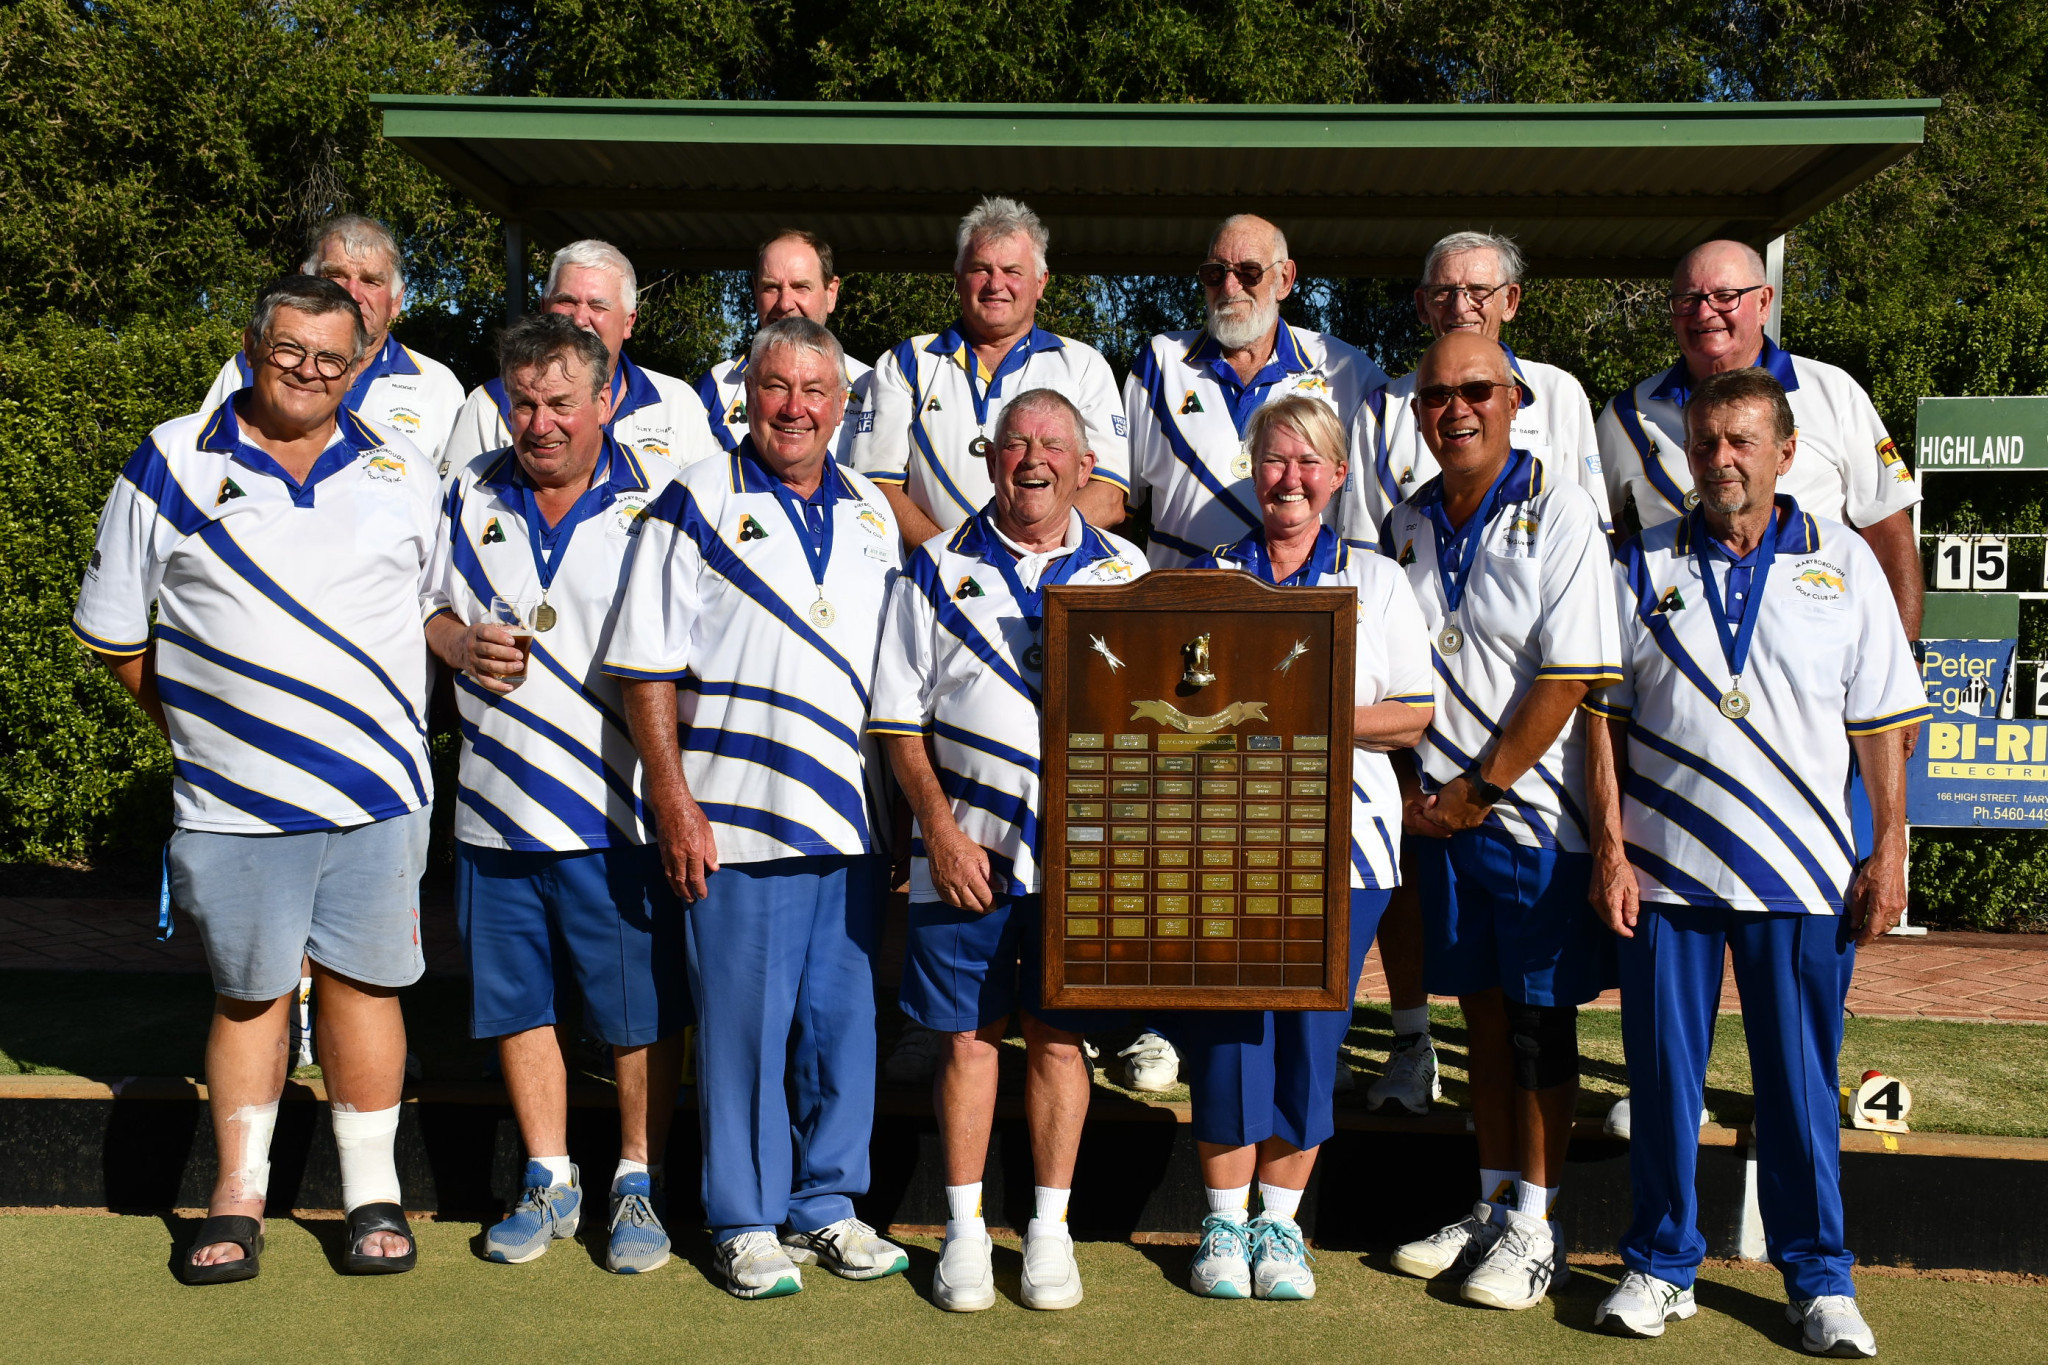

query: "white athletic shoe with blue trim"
xmin=1249 ymin=1213 xmax=1316 ymax=1300
xmin=484 ymin=1161 xmax=581 ymax=1264
xmin=1787 ymin=1295 xmax=1878 ymax=1358
xmin=1460 ymin=1209 xmax=1564 ymax=1310
xmin=1187 ymin=1214 xmax=1252 ymax=1298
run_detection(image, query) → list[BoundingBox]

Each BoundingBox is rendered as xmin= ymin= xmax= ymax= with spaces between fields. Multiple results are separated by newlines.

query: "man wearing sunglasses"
xmin=1125 ymin=214 xmax=1386 ymax=570
xmin=1334 ymin=231 xmax=1613 ymax=1122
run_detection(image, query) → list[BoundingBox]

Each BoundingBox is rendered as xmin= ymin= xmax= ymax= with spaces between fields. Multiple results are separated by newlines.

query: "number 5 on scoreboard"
xmin=1931 ymin=535 xmax=2008 ymax=590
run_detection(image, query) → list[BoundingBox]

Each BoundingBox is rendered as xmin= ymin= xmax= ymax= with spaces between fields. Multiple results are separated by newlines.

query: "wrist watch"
xmin=1464 ymin=764 xmax=1507 ymax=806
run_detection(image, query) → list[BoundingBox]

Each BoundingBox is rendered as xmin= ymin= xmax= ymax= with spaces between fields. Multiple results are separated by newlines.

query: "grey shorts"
xmin=169 ymin=806 xmax=431 ymax=1001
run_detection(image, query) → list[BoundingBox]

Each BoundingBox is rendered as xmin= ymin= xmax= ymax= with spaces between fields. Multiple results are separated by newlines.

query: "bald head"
xmin=1674 ymin=239 xmax=1766 ymax=290
xmin=1412 ymin=331 xmax=1517 ymax=484
xmin=1208 ymin=214 xmax=1287 ymax=263
xmin=1671 ymin=239 xmax=1774 ymax=379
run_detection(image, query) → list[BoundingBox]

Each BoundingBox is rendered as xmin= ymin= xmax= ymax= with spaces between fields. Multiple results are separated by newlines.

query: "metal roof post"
xmin=504 ymin=218 xmax=525 ymax=323
xmin=1765 ymin=234 xmax=1785 ymax=343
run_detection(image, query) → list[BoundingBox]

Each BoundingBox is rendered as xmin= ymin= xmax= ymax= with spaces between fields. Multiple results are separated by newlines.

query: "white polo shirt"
xmin=1597 ymin=337 xmax=1920 ymax=533
xmin=851 ymin=324 xmax=1130 ymax=528
xmin=1379 ymin=449 xmax=1623 ymax=852
xmin=72 ymin=396 xmax=438 ymax=834
xmin=1125 ymin=324 xmax=1386 ymax=568
xmin=428 ymin=436 xmax=674 ymax=851
xmin=1596 ymin=500 xmax=1929 ymax=913
xmin=602 ymin=443 xmax=902 ymax=864
xmin=438 ymin=351 xmax=722 ymax=478
xmin=697 ymin=352 xmax=875 ymax=466
xmin=203 ymin=335 xmax=466 ymax=463
xmin=869 ymin=508 xmax=1145 ymax=901
xmin=1336 ymin=344 xmax=1611 ymax=541
xmin=1192 ymin=527 xmax=1433 ymax=889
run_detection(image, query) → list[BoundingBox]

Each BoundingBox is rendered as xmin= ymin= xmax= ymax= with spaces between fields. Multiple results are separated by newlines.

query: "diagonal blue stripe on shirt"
xmin=700 ymin=801 xmax=839 ymax=856
xmin=682 ymin=728 xmax=871 ymax=843
xmin=1624 ymin=770 xmax=1807 ymax=907
xmin=1430 ymin=654 xmax=1589 ymax=838
xmin=683 ymin=677 xmax=860 ymax=753
xmin=527 ymin=641 xmax=631 ymax=737
xmin=173 ymin=757 xmax=330 ymax=830
xmin=937 ymin=766 xmax=1041 ymax=850
xmin=909 ymin=549 xmax=1037 ymax=707
xmin=457 ymin=785 xmax=553 ymax=849
xmin=120 ymin=438 xmax=214 ymax=537
xmin=455 ymin=672 xmax=643 ymax=815
xmin=460 ymin=716 xmax=628 ymax=846
xmin=1628 ymin=724 xmax=1839 ymax=907
xmin=1133 ymin=347 xmax=1261 ymax=531
xmin=158 ymin=676 xmax=410 ymax=817
xmin=1418 ymin=724 xmax=1555 ymax=846
xmin=1614 ymin=386 xmax=1689 ymax=517
xmin=1624 ymin=843 xmax=1728 ymax=906
xmin=933 ymin=720 xmax=1041 ymax=776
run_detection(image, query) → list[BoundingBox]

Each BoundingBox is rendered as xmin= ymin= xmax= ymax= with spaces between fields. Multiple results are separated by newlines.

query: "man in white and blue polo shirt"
xmin=425 ymin=314 xmax=686 ymax=1276
xmin=869 ymin=388 xmax=1146 ymax=1315
xmin=852 ymin=196 xmax=1128 ymax=548
xmin=440 ymin=239 xmax=721 ymax=477
xmin=606 ymin=317 xmax=908 ymax=1301
xmin=1586 ymin=368 xmax=1926 ymax=1356
xmin=1126 ymin=213 xmax=1387 ymax=570
xmin=1379 ymin=332 xmax=1622 ymax=1312
xmin=201 ymin=215 xmax=467 ymax=464
xmin=74 ymin=275 xmax=438 ymax=1283
xmin=697 ymin=230 xmax=872 ymax=464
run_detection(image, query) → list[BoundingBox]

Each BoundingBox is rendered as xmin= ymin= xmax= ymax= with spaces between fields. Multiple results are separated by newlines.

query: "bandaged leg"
xmin=331 ymin=1103 xmax=404 ymax=1211
xmin=223 ymin=1101 xmax=280 ymax=1205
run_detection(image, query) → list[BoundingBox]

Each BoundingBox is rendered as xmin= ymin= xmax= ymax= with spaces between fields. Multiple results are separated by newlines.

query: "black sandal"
xmin=179 ymin=1214 xmax=263 ymax=1285
xmin=342 ymin=1201 xmax=418 ymax=1275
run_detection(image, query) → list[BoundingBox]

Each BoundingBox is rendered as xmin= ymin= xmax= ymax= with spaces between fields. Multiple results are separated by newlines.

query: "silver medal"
xmin=1719 ymin=687 xmax=1751 ymax=720
xmin=1231 ymin=448 xmax=1252 ymax=480
xmin=808 ymin=597 xmax=837 ymax=630
xmin=1437 ymin=624 xmax=1465 ymax=656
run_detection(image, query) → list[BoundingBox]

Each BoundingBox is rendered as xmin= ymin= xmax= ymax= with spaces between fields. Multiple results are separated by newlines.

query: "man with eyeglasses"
xmin=202 ymin=215 xmax=467 ymax=464
xmin=75 ymin=275 xmax=442 ymax=1284
xmin=440 ymin=239 xmax=723 ymax=478
xmin=1126 ymin=214 xmax=1387 ymax=569
xmin=1334 ymin=230 xmax=1612 ymax=1123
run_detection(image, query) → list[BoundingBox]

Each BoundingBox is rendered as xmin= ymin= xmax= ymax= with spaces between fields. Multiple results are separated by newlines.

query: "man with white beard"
xmin=1124 ymin=214 xmax=1387 ymax=569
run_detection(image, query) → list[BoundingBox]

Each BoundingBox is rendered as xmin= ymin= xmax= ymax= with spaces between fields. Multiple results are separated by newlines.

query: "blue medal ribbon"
xmin=507 ymin=446 xmax=614 ymax=594
xmin=1422 ymin=452 xmax=1521 ymax=618
xmin=979 ymin=509 xmax=1096 ymax=634
xmin=1692 ymin=506 xmax=1777 ymax=691
xmin=761 ymin=455 xmax=840 ymax=600
xmin=1245 ymin=525 xmax=1339 ymax=586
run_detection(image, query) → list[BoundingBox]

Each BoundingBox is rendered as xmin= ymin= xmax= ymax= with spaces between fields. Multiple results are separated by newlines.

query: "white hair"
xmin=747 ymin=315 xmax=847 ymax=382
xmin=1208 ymin=214 xmax=1289 ymax=263
xmin=1674 ymin=239 xmax=1768 ymax=287
xmin=545 ymin=239 xmax=638 ymax=312
xmin=1422 ymin=230 xmax=1526 ymax=286
xmin=301 ymin=214 xmax=404 ymax=291
xmin=955 ymin=196 xmax=1048 ymax=276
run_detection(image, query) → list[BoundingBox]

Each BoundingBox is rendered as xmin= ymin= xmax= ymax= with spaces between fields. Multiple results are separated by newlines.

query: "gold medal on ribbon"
xmin=1719 ymin=687 xmax=1751 ymax=720
xmin=532 ymin=601 xmax=558 ymax=632
xmin=1231 ymin=448 xmax=1253 ymax=480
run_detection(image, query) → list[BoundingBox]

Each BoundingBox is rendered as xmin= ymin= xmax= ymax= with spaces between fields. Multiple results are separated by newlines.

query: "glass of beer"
xmin=487 ymin=596 xmax=537 ymax=686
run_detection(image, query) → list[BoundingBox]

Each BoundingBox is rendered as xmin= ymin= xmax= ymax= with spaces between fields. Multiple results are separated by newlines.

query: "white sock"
xmin=331 ymin=1104 xmax=403 ymax=1211
xmin=531 ymin=1154 xmax=574 ymax=1188
xmin=613 ymin=1158 xmax=648 ymax=1190
xmin=1258 ymin=1181 xmax=1303 ymax=1222
xmin=1390 ymin=1007 xmax=1431 ymax=1039
xmin=1516 ymin=1179 xmax=1559 ymax=1220
xmin=944 ymin=1182 xmax=985 ymax=1241
xmin=1480 ymin=1168 xmax=1520 ymax=1223
xmin=1206 ymin=1183 xmax=1251 ymax=1222
xmin=1028 ymin=1185 xmax=1071 ymax=1240
xmin=224 ymin=1101 xmax=279 ymax=1204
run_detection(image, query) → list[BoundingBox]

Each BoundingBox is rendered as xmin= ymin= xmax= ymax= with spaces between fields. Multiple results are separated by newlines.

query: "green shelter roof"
xmin=373 ymin=96 xmax=1936 ymax=277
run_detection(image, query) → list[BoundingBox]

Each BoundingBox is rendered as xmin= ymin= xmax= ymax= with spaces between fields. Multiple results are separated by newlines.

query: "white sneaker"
xmin=1249 ymin=1213 xmax=1316 ymax=1301
xmin=1391 ymin=1201 xmax=1502 ymax=1279
xmin=1021 ymin=1225 xmax=1084 ymax=1310
xmin=1460 ymin=1209 xmax=1560 ymax=1310
xmin=1596 ymin=1270 xmax=1698 ymax=1337
xmin=931 ymin=1229 xmax=996 ymax=1312
xmin=1117 ymin=1032 xmax=1180 ymax=1092
xmin=1367 ymin=1035 xmax=1441 ymax=1115
xmin=780 ymin=1216 xmax=907 ymax=1280
xmin=1787 ymin=1295 xmax=1878 ymax=1358
xmin=714 ymin=1229 xmax=803 ymax=1299
xmin=1188 ymin=1214 xmax=1252 ymax=1299
xmin=884 ymin=1023 xmax=946 ymax=1085
xmin=1604 ymin=1096 xmax=1712 ymax=1140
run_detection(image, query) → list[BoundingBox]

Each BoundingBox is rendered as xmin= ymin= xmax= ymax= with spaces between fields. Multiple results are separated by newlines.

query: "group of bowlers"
xmin=70 ymin=197 xmax=1927 ymax=1358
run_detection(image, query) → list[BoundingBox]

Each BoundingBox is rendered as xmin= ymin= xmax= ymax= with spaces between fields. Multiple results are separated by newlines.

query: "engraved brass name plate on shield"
xmin=1042 ymin=572 xmax=1355 ymax=1011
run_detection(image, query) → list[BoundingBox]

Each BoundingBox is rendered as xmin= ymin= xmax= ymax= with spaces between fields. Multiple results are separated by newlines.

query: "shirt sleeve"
xmin=1119 ymin=367 xmax=1152 ymax=507
xmin=1582 ymin=556 xmax=1638 ymax=721
xmin=1594 ymin=392 xmax=1644 ymax=534
xmin=1841 ymin=535 xmax=1933 ymax=735
xmin=416 ymin=362 xmax=469 ymax=465
xmin=601 ymin=481 xmax=705 ymax=681
xmin=851 ymin=344 xmax=913 ymax=486
xmin=867 ymin=565 xmax=937 ymax=737
xmin=1831 ymin=375 xmax=1922 ymax=528
xmin=1336 ymin=390 xmax=1390 ymax=545
xmin=1368 ymin=559 xmax=1434 ymax=708
xmin=423 ymin=477 xmax=461 ymax=625
xmin=71 ymin=439 xmax=180 ymax=657
xmin=1549 ymin=371 xmax=1614 ymax=532
xmin=1072 ymin=343 xmax=1130 ymax=493
xmin=200 ymin=354 xmax=244 ymax=417
xmin=438 ymin=386 xmax=505 ymax=476
xmin=1534 ymin=484 xmax=1624 ymax=687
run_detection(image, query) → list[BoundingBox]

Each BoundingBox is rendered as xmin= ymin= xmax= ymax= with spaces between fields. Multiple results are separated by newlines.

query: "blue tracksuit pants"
xmin=1618 ymin=902 xmax=1859 ymax=1299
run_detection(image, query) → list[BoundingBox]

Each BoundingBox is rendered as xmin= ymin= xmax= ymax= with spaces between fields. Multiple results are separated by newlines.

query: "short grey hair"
xmin=1422 ymin=231 xmax=1526 ymax=286
xmin=246 ymin=274 xmax=371 ymax=363
xmin=955 ymin=196 xmax=1049 ymax=276
xmin=545 ymin=239 xmax=638 ymax=312
xmin=1209 ymin=214 xmax=1289 ymax=263
xmin=993 ymin=388 xmax=1088 ymax=450
xmin=498 ymin=312 xmax=612 ymax=400
xmin=302 ymin=214 xmax=404 ymax=290
xmin=747 ymin=315 xmax=847 ymax=381
xmin=1685 ymin=367 xmax=1795 ymax=444
xmin=1674 ymin=238 xmax=1768 ymax=287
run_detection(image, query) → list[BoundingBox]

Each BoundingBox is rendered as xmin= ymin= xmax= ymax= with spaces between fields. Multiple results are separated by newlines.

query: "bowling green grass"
xmin=4 ymin=1215 xmax=2046 ymax=1365
xmin=1 ymin=971 xmax=2044 ymax=1139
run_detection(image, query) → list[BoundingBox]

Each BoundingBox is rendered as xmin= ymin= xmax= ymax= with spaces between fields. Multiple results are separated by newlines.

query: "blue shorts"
xmin=456 ymin=841 xmax=688 ymax=1047
xmin=170 ymin=805 xmax=430 ymax=1001
xmin=1414 ymin=830 xmax=1614 ymax=1007
xmin=1156 ymin=889 xmax=1390 ymax=1150
xmin=901 ymin=893 xmax=1128 ymax=1035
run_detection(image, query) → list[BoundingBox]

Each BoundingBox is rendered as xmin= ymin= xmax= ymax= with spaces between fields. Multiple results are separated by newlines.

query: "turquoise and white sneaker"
xmin=714 ymin=1230 xmax=803 ymax=1299
xmin=1249 ymin=1213 xmax=1316 ymax=1300
xmin=780 ymin=1217 xmax=908 ymax=1281
xmin=1188 ymin=1214 xmax=1252 ymax=1298
xmin=485 ymin=1160 xmax=581 ymax=1264
xmin=603 ymin=1172 xmax=671 ymax=1274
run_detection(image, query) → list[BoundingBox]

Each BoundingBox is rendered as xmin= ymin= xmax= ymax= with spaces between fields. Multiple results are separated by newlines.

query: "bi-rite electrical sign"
xmin=1909 ymin=638 xmax=2042 ymax=826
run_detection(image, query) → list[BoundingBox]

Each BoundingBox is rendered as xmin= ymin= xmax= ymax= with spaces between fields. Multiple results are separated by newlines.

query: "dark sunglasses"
xmin=1196 ymin=259 xmax=1281 ymax=290
xmin=1416 ymin=380 xmax=1518 ymax=408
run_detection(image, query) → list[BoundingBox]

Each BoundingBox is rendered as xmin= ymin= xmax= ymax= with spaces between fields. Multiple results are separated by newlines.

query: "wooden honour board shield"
xmin=1040 ymin=571 xmax=1355 ymax=1011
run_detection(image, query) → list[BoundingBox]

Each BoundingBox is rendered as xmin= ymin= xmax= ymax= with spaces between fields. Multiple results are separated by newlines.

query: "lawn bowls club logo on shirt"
xmin=365 ymin=451 xmax=408 ymax=482
xmin=1097 ymin=557 xmax=1137 ymax=581
xmin=614 ymin=495 xmax=651 ymax=535
xmin=1502 ymin=512 xmax=1541 ymax=554
xmin=1793 ymin=559 xmax=1847 ymax=601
